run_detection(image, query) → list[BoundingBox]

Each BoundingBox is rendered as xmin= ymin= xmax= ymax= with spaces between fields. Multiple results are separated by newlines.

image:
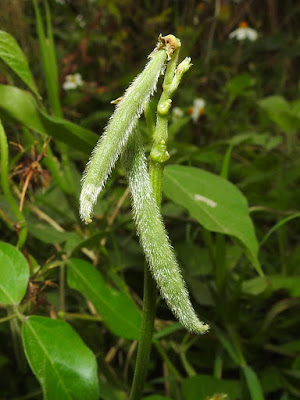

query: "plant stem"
xmin=8 ymin=306 xmax=27 ymax=373
xmin=0 ymin=313 xmax=18 ymax=324
xmin=0 ymin=120 xmax=27 ymax=249
xmin=130 ymin=40 xmax=190 ymax=399
xmin=129 ymin=266 xmax=157 ymax=400
xmin=59 ymin=264 xmax=66 ymax=313
xmin=129 ymin=159 xmax=164 ymax=400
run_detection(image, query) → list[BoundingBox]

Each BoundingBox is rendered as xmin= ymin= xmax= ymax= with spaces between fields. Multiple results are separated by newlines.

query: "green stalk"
xmin=8 ymin=306 xmax=27 ymax=373
xmin=129 ymin=47 xmax=180 ymax=400
xmin=0 ymin=120 xmax=27 ymax=248
xmin=129 ymin=37 xmax=204 ymax=400
xmin=33 ymin=0 xmax=76 ymax=303
xmin=44 ymin=0 xmax=62 ymax=117
xmin=33 ymin=0 xmax=62 ymax=117
xmin=129 ymin=265 xmax=157 ymax=400
xmin=33 ymin=0 xmax=75 ymax=195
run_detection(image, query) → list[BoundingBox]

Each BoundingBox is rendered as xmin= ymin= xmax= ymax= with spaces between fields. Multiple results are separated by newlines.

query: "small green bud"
xmin=150 ymin=140 xmax=170 ymax=163
xmin=175 ymin=57 xmax=192 ymax=75
xmin=57 ymin=311 xmax=65 ymax=320
xmin=157 ymin=99 xmax=172 ymax=115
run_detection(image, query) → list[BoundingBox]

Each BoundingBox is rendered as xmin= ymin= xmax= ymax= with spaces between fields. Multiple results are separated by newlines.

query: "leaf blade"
xmin=0 ymin=242 xmax=29 ymax=304
xmin=22 ymin=316 xmax=99 ymax=400
xmin=0 ymin=84 xmax=97 ymax=153
xmin=68 ymin=258 xmax=141 ymax=339
xmin=0 ymin=30 xmax=40 ymax=98
xmin=163 ymin=165 xmax=262 ymax=275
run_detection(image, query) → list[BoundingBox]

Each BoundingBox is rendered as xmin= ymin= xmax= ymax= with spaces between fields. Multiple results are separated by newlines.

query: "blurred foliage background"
xmin=0 ymin=0 xmax=300 ymax=399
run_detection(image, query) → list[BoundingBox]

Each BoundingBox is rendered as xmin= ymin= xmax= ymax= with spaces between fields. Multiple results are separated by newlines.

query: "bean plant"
xmin=2 ymin=1 xmax=299 ymax=400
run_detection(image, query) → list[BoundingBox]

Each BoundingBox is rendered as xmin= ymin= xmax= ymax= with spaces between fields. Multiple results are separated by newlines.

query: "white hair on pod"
xmin=80 ymin=48 xmax=167 ymax=223
xmin=122 ymin=131 xmax=209 ymax=334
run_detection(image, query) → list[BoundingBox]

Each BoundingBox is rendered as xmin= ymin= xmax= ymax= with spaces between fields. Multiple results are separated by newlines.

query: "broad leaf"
xmin=22 ymin=316 xmax=99 ymax=400
xmin=163 ymin=165 xmax=262 ymax=275
xmin=0 ymin=31 xmax=40 ymax=98
xmin=258 ymin=96 xmax=300 ymax=134
xmin=68 ymin=258 xmax=141 ymax=339
xmin=0 ymin=85 xmax=97 ymax=153
xmin=0 ymin=241 xmax=29 ymax=304
xmin=182 ymin=375 xmax=241 ymax=400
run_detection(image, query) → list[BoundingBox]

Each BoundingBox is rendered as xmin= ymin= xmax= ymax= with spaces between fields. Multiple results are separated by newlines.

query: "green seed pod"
xmin=122 ymin=131 xmax=209 ymax=334
xmin=80 ymin=44 xmax=168 ymax=224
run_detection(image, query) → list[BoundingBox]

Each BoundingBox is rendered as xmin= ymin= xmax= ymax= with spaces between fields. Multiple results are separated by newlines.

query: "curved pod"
xmin=122 ymin=132 xmax=209 ymax=334
xmin=80 ymin=48 xmax=167 ymax=223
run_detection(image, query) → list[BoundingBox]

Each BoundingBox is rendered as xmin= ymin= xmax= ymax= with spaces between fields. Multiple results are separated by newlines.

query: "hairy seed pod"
xmin=122 ymin=131 xmax=209 ymax=334
xmin=80 ymin=47 xmax=168 ymax=223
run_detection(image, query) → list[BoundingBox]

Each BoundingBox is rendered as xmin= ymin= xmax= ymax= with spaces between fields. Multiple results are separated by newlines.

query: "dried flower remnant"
xmin=229 ymin=22 xmax=258 ymax=41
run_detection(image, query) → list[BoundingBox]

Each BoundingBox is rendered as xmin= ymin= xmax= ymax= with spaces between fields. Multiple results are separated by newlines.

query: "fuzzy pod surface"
xmin=122 ymin=131 xmax=209 ymax=334
xmin=80 ymin=46 xmax=168 ymax=224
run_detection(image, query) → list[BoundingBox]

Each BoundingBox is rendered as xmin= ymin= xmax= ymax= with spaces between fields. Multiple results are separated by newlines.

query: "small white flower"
xmin=76 ymin=14 xmax=86 ymax=28
xmin=189 ymin=98 xmax=206 ymax=123
xmin=172 ymin=107 xmax=184 ymax=120
xmin=63 ymin=73 xmax=83 ymax=91
xmin=229 ymin=22 xmax=258 ymax=41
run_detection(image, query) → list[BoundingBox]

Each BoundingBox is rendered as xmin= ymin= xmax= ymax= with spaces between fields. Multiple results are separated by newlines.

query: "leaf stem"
xmin=0 ymin=119 xmax=27 ymax=249
xmin=8 ymin=306 xmax=27 ymax=373
xmin=0 ymin=313 xmax=18 ymax=324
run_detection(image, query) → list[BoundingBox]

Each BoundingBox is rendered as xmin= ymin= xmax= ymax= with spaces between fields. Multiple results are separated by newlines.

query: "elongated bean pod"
xmin=79 ymin=45 xmax=168 ymax=224
xmin=122 ymin=131 xmax=209 ymax=334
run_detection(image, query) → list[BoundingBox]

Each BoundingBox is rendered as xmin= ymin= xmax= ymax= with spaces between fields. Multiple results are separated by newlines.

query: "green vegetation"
xmin=0 ymin=1 xmax=299 ymax=399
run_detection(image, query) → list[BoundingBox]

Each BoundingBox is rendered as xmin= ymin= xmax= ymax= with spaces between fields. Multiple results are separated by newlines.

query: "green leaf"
xmin=27 ymin=218 xmax=77 ymax=244
xmin=67 ymin=258 xmax=141 ymax=339
xmin=0 ymin=241 xmax=29 ymax=304
xmin=258 ymin=96 xmax=300 ymax=134
xmin=225 ymin=73 xmax=255 ymax=97
xmin=0 ymin=31 xmax=40 ymax=98
xmin=242 ymin=275 xmax=300 ymax=297
xmin=242 ymin=365 xmax=265 ymax=400
xmin=22 ymin=316 xmax=99 ymax=400
xmin=269 ymin=275 xmax=300 ymax=296
xmin=163 ymin=165 xmax=262 ymax=275
xmin=0 ymin=84 xmax=97 ymax=153
xmin=182 ymin=375 xmax=241 ymax=400
xmin=242 ymin=276 xmax=269 ymax=296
